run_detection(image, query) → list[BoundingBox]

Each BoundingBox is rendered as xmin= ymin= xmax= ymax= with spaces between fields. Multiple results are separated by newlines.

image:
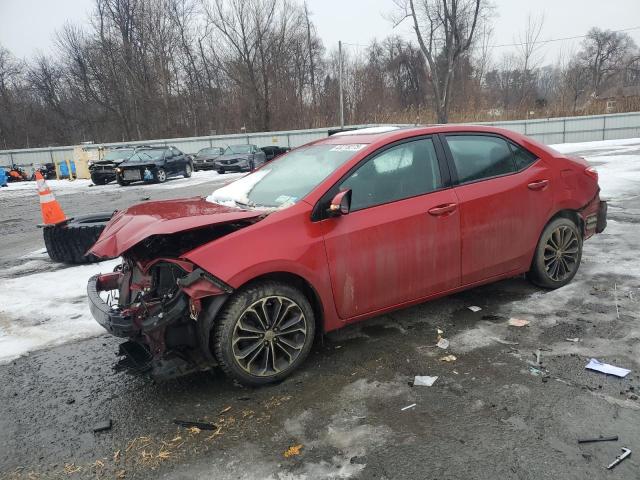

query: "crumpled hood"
xmin=89 ymin=197 xmax=264 ymax=258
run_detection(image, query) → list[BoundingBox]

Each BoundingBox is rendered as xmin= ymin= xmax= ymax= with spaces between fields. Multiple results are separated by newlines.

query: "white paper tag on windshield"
xmin=330 ymin=144 xmax=367 ymax=152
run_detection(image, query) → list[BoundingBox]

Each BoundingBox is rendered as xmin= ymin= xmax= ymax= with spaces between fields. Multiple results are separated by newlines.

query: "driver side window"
xmin=340 ymin=138 xmax=443 ymax=211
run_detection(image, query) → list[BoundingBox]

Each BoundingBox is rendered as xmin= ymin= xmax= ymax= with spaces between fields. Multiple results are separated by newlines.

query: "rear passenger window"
xmin=341 ymin=138 xmax=443 ymax=211
xmin=445 ymin=135 xmax=515 ymax=183
xmin=510 ymin=143 xmax=538 ymax=170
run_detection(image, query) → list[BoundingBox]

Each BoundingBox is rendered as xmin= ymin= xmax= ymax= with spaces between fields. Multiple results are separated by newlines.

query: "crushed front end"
xmin=87 ymin=256 xmax=231 ymax=380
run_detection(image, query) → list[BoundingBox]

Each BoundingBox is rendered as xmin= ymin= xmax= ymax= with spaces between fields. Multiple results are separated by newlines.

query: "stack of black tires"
xmin=43 ymin=212 xmax=116 ymax=264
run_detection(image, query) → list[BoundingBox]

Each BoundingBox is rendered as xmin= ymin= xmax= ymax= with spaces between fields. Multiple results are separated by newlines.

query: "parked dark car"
xmin=214 ymin=144 xmax=266 ymax=174
xmin=261 ymin=145 xmax=291 ymax=162
xmin=115 ymin=146 xmax=192 ymax=186
xmin=88 ymin=125 xmax=607 ymax=385
xmin=193 ymin=147 xmax=224 ymax=171
xmin=89 ymin=147 xmax=136 ymax=185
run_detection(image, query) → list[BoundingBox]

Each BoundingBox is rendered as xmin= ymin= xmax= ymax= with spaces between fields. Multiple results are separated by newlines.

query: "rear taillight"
xmin=584 ymin=166 xmax=598 ymax=182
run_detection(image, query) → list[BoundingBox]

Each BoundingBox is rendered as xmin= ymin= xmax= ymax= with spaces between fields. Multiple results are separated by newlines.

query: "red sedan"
xmin=88 ymin=125 xmax=607 ymax=385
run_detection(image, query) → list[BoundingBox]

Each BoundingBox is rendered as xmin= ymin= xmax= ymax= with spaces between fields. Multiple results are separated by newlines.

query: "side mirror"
xmin=328 ymin=190 xmax=351 ymax=216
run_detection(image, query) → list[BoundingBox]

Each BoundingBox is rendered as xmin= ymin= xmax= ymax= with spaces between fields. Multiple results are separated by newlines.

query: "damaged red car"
xmin=87 ymin=126 xmax=607 ymax=385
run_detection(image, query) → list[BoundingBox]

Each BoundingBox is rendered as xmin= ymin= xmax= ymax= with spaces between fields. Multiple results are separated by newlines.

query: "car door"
xmin=441 ymin=133 xmax=554 ymax=285
xmin=321 ymin=137 xmax=461 ymax=320
xmin=170 ymin=147 xmax=185 ymax=173
xmin=253 ymin=145 xmax=266 ymax=166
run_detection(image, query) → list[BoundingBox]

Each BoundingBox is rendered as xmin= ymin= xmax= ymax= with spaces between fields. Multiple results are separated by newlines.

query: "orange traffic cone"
xmin=35 ymin=171 xmax=67 ymax=225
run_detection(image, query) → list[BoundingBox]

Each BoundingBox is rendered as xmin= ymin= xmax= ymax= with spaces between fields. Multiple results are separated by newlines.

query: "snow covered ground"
xmin=0 ymin=138 xmax=638 ymax=364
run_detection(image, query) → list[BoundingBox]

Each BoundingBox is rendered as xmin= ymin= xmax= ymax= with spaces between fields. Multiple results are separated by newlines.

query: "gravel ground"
xmin=0 ymin=152 xmax=639 ymax=480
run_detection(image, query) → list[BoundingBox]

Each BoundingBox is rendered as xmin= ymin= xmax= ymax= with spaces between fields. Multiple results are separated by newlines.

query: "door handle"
xmin=528 ymin=179 xmax=549 ymax=191
xmin=428 ymin=203 xmax=458 ymax=216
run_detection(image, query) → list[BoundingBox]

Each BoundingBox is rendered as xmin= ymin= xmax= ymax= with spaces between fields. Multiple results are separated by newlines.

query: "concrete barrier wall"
xmin=2 ymin=112 xmax=640 ymax=168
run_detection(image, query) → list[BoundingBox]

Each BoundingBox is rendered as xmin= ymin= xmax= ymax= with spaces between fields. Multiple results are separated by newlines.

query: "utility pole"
xmin=338 ymin=40 xmax=344 ymax=129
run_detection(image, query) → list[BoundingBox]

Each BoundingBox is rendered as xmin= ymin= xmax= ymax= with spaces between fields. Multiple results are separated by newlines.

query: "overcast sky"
xmin=1 ymin=0 xmax=639 ymax=65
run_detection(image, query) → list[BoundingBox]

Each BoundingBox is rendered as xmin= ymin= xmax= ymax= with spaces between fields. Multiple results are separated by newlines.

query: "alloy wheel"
xmin=231 ymin=296 xmax=307 ymax=377
xmin=544 ymin=226 xmax=579 ymax=282
xmin=157 ymin=169 xmax=167 ymax=182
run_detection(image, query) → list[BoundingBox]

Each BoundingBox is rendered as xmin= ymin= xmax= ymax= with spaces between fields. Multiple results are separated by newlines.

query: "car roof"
xmin=316 ymin=124 xmax=525 ymax=145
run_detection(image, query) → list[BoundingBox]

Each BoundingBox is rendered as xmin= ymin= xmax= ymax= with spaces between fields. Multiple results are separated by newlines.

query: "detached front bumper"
xmin=87 ymin=273 xmax=135 ymax=337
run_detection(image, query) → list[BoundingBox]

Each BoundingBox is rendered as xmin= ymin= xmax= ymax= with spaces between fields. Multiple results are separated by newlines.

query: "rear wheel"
xmin=213 ymin=281 xmax=315 ymax=386
xmin=217 ymin=168 xmax=225 ymax=174
xmin=527 ymin=217 xmax=583 ymax=289
xmin=154 ymin=168 xmax=167 ymax=183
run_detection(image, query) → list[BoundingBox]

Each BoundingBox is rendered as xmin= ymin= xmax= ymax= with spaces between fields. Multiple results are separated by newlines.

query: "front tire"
xmin=217 ymin=168 xmax=225 ymax=174
xmin=184 ymin=163 xmax=193 ymax=178
xmin=527 ymin=217 xmax=583 ymax=289
xmin=116 ymin=176 xmax=130 ymax=186
xmin=213 ymin=281 xmax=316 ymax=386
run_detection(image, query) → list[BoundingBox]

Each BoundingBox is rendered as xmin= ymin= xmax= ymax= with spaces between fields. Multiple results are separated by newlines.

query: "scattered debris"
xmin=140 ymin=196 xmax=150 ymax=201
xmin=436 ymin=338 xmax=450 ymax=349
xmin=585 ymin=359 xmax=631 ymax=378
xmin=440 ymin=355 xmax=457 ymax=362
xmin=607 ymin=447 xmax=631 ymax=470
xmin=491 ymin=337 xmax=519 ymax=346
xmin=66 ymin=398 xmax=75 ymax=405
xmin=467 ymin=306 xmax=482 ymax=312
xmin=173 ymin=419 xmax=218 ymax=431
xmin=63 ymin=463 xmax=82 ymax=474
xmin=93 ymin=419 xmax=112 ymax=433
xmin=508 ymin=318 xmax=530 ymax=327
xmin=565 ymin=337 xmax=580 ymax=343
xmin=401 ymin=403 xmax=417 ymax=411
xmin=219 ymin=406 xmax=232 ymax=415
xmin=614 ymin=283 xmax=620 ymax=319
xmin=283 ymin=444 xmax=303 ymax=458
xmin=578 ymin=435 xmax=619 ymax=444
xmin=535 ymin=350 xmax=542 ymax=365
xmin=414 ymin=375 xmax=438 ymax=386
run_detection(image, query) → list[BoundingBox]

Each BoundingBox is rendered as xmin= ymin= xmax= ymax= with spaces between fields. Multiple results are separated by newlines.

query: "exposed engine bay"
xmin=87 ymin=224 xmax=256 ymax=379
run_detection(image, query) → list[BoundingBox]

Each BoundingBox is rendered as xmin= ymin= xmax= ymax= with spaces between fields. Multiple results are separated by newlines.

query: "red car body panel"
xmin=90 ymin=197 xmax=264 ymax=258
xmin=91 ymin=125 xmax=604 ymax=336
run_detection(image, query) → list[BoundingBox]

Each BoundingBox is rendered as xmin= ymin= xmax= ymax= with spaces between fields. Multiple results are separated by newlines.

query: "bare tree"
xmin=581 ymin=28 xmax=637 ymax=96
xmin=393 ymin=0 xmax=487 ymax=123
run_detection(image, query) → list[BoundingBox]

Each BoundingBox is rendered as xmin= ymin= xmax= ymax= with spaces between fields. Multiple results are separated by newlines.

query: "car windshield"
xmin=224 ymin=145 xmax=253 ymax=155
xmin=207 ymin=144 xmax=367 ymax=209
xmin=103 ymin=149 xmax=134 ymax=160
xmin=197 ymin=147 xmax=222 ymax=156
xmin=128 ymin=149 xmax=165 ymax=162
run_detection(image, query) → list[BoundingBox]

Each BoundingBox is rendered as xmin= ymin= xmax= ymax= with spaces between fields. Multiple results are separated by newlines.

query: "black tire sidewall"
xmin=213 ymin=281 xmax=316 ymax=386
xmin=530 ymin=217 xmax=583 ymax=289
xmin=184 ymin=164 xmax=192 ymax=178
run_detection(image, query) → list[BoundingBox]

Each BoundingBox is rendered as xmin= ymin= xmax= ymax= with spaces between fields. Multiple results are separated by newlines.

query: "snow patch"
xmin=0 ymin=256 xmax=120 ymax=364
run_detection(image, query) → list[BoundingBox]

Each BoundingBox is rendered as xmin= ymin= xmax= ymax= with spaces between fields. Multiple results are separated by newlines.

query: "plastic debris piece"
xmin=283 ymin=444 xmax=303 ymax=458
xmin=93 ymin=419 xmax=112 ymax=433
xmin=414 ymin=375 xmax=438 ymax=386
xmin=401 ymin=403 xmax=416 ymax=411
xmin=440 ymin=355 xmax=457 ymax=362
xmin=585 ymin=359 xmax=631 ymax=378
xmin=468 ymin=306 xmax=482 ymax=312
xmin=436 ymin=338 xmax=449 ymax=349
xmin=508 ymin=318 xmax=530 ymax=327
xmin=173 ymin=419 xmax=218 ymax=431
xmin=578 ymin=435 xmax=618 ymax=444
xmin=565 ymin=337 xmax=580 ymax=342
xmin=607 ymin=448 xmax=631 ymax=470
xmin=437 ymin=328 xmax=444 ymax=335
